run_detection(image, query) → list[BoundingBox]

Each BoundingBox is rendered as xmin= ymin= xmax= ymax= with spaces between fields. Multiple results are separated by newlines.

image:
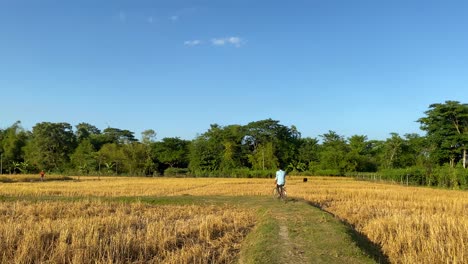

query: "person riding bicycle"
xmin=275 ymin=167 xmax=286 ymax=198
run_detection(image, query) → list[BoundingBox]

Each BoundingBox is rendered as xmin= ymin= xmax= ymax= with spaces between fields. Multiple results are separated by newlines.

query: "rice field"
xmin=292 ymin=178 xmax=468 ymax=264
xmin=0 ymin=200 xmax=255 ymax=263
xmin=0 ymin=175 xmax=466 ymax=263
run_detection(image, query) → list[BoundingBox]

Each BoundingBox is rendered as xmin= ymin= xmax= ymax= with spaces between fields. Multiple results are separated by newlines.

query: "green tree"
xmin=189 ymin=120 xmax=301 ymax=175
xmin=141 ymin=129 xmax=158 ymax=175
xmin=189 ymin=124 xmax=247 ymax=175
xmin=400 ymin=133 xmax=429 ymax=168
xmin=381 ymin=133 xmax=405 ymax=169
xmin=296 ymin=137 xmax=320 ymax=173
xmin=319 ymin=131 xmax=349 ymax=174
xmin=244 ymin=119 xmax=300 ymax=168
xmin=418 ymin=101 xmax=468 ymax=168
xmin=248 ymin=142 xmax=278 ymax=170
xmin=153 ymin=137 xmax=190 ymax=169
xmin=24 ymin=122 xmax=76 ymax=171
xmin=122 ymin=142 xmax=149 ymax=175
xmin=189 ymin=133 xmax=222 ymax=174
xmin=75 ymin=123 xmax=101 ymax=143
xmin=97 ymin=143 xmax=125 ymax=174
xmin=345 ymin=135 xmax=375 ymax=172
xmin=141 ymin=129 xmax=157 ymax=145
xmin=70 ymin=139 xmax=97 ymax=174
xmin=210 ymin=124 xmax=246 ymax=171
xmin=0 ymin=121 xmax=29 ymax=173
xmin=102 ymin=127 xmax=137 ymax=145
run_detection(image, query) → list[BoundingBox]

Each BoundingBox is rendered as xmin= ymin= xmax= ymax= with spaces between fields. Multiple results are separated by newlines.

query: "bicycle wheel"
xmin=273 ymin=187 xmax=280 ymax=198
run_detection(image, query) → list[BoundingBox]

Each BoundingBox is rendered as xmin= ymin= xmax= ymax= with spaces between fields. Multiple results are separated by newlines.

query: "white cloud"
xmin=227 ymin=37 xmax=242 ymax=47
xmin=184 ymin=40 xmax=202 ymax=46
xmin=211 ymin=38 xmax=226 ymax=46
xmin=211 ymin=36 xmax=244 ymax=47
xmin=184 ymin=36 xmax=245 ymax=48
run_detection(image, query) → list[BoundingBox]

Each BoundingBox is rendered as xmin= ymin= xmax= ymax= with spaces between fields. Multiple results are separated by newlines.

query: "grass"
xmin=237 ymin=197 xmax=378 ymax=264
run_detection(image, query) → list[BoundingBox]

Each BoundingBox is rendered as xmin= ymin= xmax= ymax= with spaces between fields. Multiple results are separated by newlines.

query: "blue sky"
xmin=1 ymin=0 xmax=468 ymax=141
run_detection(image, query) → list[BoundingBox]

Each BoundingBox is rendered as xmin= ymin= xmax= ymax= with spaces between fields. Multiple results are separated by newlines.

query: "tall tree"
xmin=189 ymin=124 xmax=246 ymax=174
xmin=189 ymin=133 xmax=221 ymax=173
xmin=70 ymin=139 xmax=97 ymax=174
xmin=297 ymin=137 xmax=320 ymax=164
xmin=346 ymin=135 xmax=376 ymax=172
xmin=290 ymin=137 xmax=320 ymax=173
xmin=248 ymin=142 xmax=278 ymax=170
xmin=418 ymin=101 xmax=468 ymax=167
xmin=153 ymin=137 xmax=190 ymax=169
xmin=319 ymin=131 xmax=349 ymax=174
xmin=0 ymin=121 xmax=29 ymax=173
xmin=401 ymin=133 xmax=430 ymax=168
xmin=102 ymin=127 xmax=137 ymax=145
xmin=24 ymin=122 xmax=76 ymax=171
xmin=212 ymin=124 xmax=246 ymax=171
xmin=97 ymin=143 xmax=125 ymax=174
xmin=75 ymin=123 xmax=101 ymax=143
xmin=244 ymin=119 xmax=299 ymax=168
xmin=141 ymin=129 xmax=157 ymax=145
xmin=141 ymin=129 xmax=158 ymax=175
xmin=122 ymin=142 xmax=149 ymax=175
xmin=382 ymin=133 xmax=404 ymax=169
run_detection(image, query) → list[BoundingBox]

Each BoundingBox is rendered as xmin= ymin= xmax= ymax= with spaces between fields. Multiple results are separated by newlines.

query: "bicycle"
xmin=273 ymin=185 xmax=287 ymax=200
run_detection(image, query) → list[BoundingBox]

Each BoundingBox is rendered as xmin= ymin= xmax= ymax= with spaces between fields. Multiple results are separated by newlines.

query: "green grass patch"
xmin=237 ymin=198 xmax=380 ymax=264
xmin=237 ymin=207 xmax=282 ymax=264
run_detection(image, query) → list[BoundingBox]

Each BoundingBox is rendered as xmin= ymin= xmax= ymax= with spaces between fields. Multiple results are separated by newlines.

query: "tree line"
xmin=1 ymin=101 xmax=467 ymax=188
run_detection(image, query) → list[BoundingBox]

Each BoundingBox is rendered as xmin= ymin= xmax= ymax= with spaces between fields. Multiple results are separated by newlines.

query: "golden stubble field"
xmin=0 ymin=200 xmax=255 ymax=263
xmin=0 ymin=175 xmax=467 ymax=264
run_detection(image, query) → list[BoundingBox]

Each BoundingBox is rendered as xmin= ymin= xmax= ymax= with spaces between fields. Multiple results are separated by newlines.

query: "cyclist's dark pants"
xmin=276 ymin=184 xmax=284 ymax=195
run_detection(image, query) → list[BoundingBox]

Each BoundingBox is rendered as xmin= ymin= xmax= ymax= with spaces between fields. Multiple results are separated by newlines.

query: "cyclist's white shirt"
xmin=275 ymin=170 xmax=286 ymax=185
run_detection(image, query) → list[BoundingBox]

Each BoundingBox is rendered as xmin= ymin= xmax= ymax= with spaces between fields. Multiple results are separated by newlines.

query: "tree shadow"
xmin=306 ymin=201 xmax=390 ymax=264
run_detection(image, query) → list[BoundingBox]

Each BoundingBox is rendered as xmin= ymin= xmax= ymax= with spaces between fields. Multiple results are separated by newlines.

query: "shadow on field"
xmin=306 ymin=201 xmax=390 ymax=264
xmin=344 ymin=225 xmax=390 ymax=264
xmin=0 ymin=176 xmax=74 ymax=183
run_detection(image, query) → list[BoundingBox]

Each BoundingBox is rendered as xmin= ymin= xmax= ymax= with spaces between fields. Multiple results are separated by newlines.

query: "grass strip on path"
xmin=236 ymin=197 xmax=382 ymax=264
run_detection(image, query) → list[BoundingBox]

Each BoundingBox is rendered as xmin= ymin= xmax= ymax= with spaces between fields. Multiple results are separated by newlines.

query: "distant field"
xmin=0 ymin=175 xmax=466 ymax=263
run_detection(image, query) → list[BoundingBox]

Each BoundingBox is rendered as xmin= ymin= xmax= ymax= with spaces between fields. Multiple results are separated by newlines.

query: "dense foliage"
xmin=1 ymin=101 xmax=467 ymax=188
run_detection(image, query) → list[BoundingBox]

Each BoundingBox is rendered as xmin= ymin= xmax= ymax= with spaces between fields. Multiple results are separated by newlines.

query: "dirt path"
xmin=238 ymin=197 xmax=382 ymax=264
xmin=277 ymin=222 xmax=307 ymax=263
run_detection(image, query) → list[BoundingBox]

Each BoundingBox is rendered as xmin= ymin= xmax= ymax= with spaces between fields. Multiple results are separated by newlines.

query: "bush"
xmin=377 ymin=166 xmax=426 ymax=185
xmin=314 ymin=169 xmax=342 ymax=176
xmin=345 ymin=172 xmax=380 ymax=179
xmin=229 ymin=168 xmax=251 ymax=178
xmin=431 ymin=165 xmax=468 ymax=189
xmin=164 ymin=167 xmax=189 ymax=177
xmin=351 ymin=165 xmax=468 ymax=189
xmin=188 ymin=169 xmax=276 ymax=178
